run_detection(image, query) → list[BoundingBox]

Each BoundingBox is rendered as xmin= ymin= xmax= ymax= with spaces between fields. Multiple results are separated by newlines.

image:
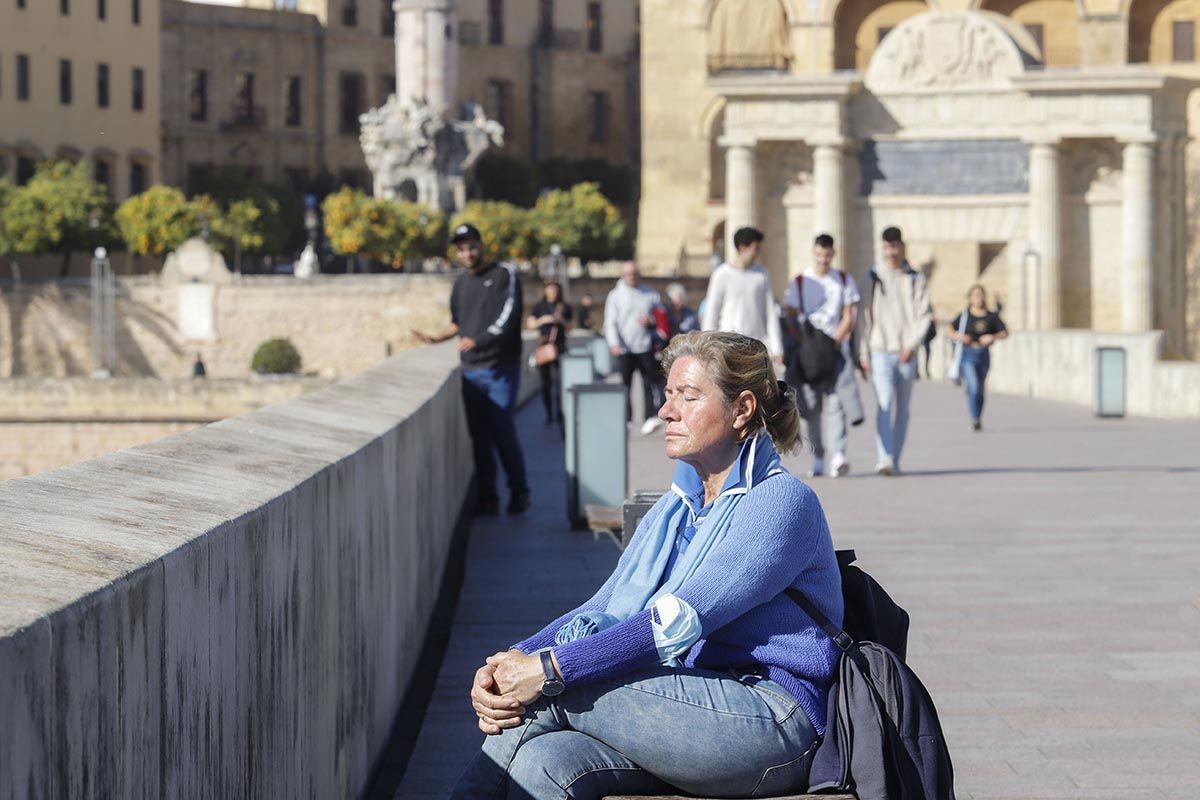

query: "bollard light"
xmin=1094 ymin=347 xmax=1126 ymax=418
xmin=568 ymin=383 xmax=628 ymax=529
xmin=589 ymin=335 xmax=613 ymax=377
xmin=560 ymin=350 xmax=596 ymax=520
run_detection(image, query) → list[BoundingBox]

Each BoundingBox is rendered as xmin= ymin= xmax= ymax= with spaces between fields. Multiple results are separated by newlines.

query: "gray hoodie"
xmin=604 ymin=280 xmax=661 ymax=355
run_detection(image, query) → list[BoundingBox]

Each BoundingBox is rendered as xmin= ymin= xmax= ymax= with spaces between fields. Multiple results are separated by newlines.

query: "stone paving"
xmin=395 ymin=377 xmax=1200 ymax=800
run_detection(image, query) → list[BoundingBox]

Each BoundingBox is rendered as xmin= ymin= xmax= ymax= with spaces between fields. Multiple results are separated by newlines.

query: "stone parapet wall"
xmin=0 ymin=342 xmax=475 ymax=797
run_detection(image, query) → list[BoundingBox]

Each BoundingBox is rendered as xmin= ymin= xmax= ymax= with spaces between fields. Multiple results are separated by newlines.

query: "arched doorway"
xmin=980 ymin=0 xmax=1080 ymax=65
xmin=707 ymin=0 xmax=792 ymax=72
xmin=833 ymin=0 xmax=928 ymax=70
xmin=1129 ymin=0 xmax=1198 ymax=63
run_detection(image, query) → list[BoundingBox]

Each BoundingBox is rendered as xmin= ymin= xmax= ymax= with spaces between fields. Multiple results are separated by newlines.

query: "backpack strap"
xmin=793 ymin=274 xmax=807 ymax=317
xmin=785 ymin=587 xmax=854 ymax=652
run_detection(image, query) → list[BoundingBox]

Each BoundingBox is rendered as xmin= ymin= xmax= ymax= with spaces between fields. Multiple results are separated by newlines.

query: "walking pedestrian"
xmin=859 ymin=226 xmax=932 ymax=476
xmin=413 ymin=223 xmax=531 ymax=515
xmin=605 ymin=261 xmax=665 ymax=435
xmin=782 ymin=234 xmax=864 ymax=479
xmin=663 ymin=282 xmax=700 ymax=341
xmin=701 ymin=227 xmax=783 ymax=364
xmin=527 ymin=280 xmax=573 ymax=426
xmin=577 ymin=293 xmax=596 ymax=332
xmin=947 ymin=285 xmax=1008 ymax=432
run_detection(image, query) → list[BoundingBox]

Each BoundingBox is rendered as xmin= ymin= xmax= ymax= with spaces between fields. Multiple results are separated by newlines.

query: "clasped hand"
xmin=470 ymin=649 xmax=544 ymax=735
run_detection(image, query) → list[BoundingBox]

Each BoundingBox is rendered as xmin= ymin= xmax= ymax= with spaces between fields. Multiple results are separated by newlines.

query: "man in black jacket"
xmin=414 ymin=224 xmax=530 ymax=516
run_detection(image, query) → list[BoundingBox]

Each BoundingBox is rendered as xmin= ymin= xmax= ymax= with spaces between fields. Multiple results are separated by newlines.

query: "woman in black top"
xmin=948 ymin=285 xmax=1008 ymax=431
xmin=527 ymin=281 xmax=573 ymax=425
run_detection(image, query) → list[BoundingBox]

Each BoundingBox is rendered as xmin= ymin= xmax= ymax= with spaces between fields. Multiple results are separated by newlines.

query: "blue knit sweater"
xmin=515 ymin=473 xmax=844 ymax=735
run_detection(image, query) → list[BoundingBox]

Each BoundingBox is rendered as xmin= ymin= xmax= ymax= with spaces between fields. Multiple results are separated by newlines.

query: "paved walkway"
xmin=396 ymin=377 xmax=1200 ymax=800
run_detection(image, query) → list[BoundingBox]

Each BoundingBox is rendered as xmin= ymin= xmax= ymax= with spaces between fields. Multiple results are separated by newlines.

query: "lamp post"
xmin=1022 ymin=244 xmax=1041 ymax=331
xmin=550 ymin=242 xmax=568 ymax=301
xmin=90 ymin=246 xmax=115 ymax=379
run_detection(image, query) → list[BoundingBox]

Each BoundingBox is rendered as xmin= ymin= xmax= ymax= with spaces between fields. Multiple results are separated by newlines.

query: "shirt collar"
xmin=670 ymin=434 xmax=764 ymax=514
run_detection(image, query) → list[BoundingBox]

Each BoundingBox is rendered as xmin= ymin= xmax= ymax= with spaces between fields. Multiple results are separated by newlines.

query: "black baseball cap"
xmin=450 ymin=223 xmax=482 ymax=244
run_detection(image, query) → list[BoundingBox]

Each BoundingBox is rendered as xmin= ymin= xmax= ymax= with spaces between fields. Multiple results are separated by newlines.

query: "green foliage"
xmin=0 ymin=180 xmax=13 ymax=256
xmin=321 ymin=187 xmax=444 ymax=268
xmin=531 ymin=182 xmax=627 ymax=262
xmin=473 ymin=154 xmax=540 ymax=207
xmin=251 ymin=337 xmax=302 ymax=375
xmin=116 ymin=185 xmax=198 ymax=255
xmin=189 ymin=167 xmax=303 ymax=254
xmin=0 ymin=161 xmax=116 ymax=256
xmin=213 ymin=198 xmax=269 ymax=254
xmin=450 ymin=201 xmax=538 ymax=262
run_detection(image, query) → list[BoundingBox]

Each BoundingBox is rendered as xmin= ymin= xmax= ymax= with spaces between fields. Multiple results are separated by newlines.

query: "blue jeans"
xmin=870 ymin=352 xmax=917 ymax=465
xmin=462 ymin=365 xmax=528 ymax=502
xmin=451 ymin=665 xmax=819 ymax=800
xmin=961 ymin=347 xmax=991 ymax=421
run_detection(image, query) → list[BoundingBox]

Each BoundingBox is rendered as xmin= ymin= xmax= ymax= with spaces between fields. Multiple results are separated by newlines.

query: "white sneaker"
xmin=830 ymin=453 xmax=850 ymax=478
xmin=640 ymin=417 xmax=663 ymax=435
xmin=875 ymin=458 xmax=895 ymax=476
xmin=808 ymin=458 xmax=826 ymax=478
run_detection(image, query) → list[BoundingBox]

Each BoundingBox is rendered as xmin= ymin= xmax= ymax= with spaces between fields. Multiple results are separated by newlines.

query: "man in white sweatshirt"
xmin=701 ymin=227 xmax=783 ymax=364
xmin=859 ymin=226 xmax=933 ymax=476
xmin=604 ymin=261 xmax=664 ymax=434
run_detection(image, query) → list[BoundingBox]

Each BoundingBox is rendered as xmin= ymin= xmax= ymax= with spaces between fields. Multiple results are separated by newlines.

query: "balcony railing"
xmin=220 ymin=105 xmax=267 ymax=133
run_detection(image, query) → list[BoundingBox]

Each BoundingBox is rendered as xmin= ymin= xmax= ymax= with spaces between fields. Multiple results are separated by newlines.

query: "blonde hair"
xmin=661 ymin=331 xmax=802 ymax=454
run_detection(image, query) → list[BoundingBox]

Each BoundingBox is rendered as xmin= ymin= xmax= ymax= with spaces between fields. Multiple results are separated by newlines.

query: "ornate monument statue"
xmin=360 ymin=0 xmax=504 ymax=211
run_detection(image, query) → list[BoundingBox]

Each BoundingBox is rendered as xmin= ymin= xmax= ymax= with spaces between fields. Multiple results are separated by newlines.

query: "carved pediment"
xmin=865 ymin=11 xmax=1030 ymax=94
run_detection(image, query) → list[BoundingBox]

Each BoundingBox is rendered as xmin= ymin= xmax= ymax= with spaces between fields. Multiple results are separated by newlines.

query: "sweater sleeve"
xmin=766 ymin=290 xmax=783 ymax=358
xmin=471 ymin=265 xmax=522 ymax=350
xmin=604 ymin=289 xmax=622 ymax=351
xmin=675 ymin=475 xmax=840 ymax=637
xmin=701 ymin=270 xmax=724 ymax=331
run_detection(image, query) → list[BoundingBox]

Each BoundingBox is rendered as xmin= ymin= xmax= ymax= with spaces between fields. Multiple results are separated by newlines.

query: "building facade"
xmin=0 ymin=0 xmax=162 ymax=200
xmin=638 ymin=0 xmax=1200 ymax=359
xmin=162 ymin=0 xmax=639 ymax=195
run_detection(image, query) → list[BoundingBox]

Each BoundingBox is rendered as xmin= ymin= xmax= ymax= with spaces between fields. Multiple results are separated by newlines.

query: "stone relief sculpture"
xmin=1069 ymin=142 xmax=1123 ymax=195
xmin=359 ymin=0 xmax=503 ymax=212
xmin=865 ymin=11 xmax=1027 ymax=93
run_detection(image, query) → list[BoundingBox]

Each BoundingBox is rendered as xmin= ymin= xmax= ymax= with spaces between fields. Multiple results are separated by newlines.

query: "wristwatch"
xmin=540 ymin=650 xmax=565 ymax=697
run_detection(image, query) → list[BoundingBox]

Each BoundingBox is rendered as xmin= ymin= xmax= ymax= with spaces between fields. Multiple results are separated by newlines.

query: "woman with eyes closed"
xmin=451 ymin=330 xmax=845 ymax=800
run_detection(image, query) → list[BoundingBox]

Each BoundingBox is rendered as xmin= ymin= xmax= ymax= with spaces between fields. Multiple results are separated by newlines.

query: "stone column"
xmin=722 ymin=137 xmax=756 ymax=256
xmin=1027 ymin=138 xmax=1062 ymax=330
xmin=1121 ymin=138 xmax=1155 ymax=332
xmin=812 ymin=139 xmax=846 ymax=251
xmin=394 ymin=0 xmax=456 ymax=112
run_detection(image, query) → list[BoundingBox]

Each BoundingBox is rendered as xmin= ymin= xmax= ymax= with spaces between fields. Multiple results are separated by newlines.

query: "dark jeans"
xmin=961 ymin=347 xmax=991 ymax=421
xmin=619 ymin=351 xmax=662 ymax=423
xmin=538 ymin=359 xmax=562 ymax=421
xmin=462 ymin=365 xmax=529 ymax=502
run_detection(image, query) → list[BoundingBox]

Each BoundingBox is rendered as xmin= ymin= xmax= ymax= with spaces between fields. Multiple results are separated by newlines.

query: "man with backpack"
xmin=859 ymin=226 xmax=933 ymax=476
xmin=783 ymin=233 xmax=864 ymax=478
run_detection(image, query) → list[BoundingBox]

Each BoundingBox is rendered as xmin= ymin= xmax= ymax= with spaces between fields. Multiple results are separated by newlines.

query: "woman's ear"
xmin=730 ymin=389 xmax=758 ymax=432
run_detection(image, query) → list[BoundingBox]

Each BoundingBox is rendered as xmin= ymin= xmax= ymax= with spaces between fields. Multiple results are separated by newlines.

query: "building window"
xmin=93 ymin=159 xmax=112 ymax=195
xmin=382 ymin=0 xmax=395 ymax=36
xmin=1024 ymin=23 xmax=1045 ymax=59
xmin=285 ymin=76 xmax=302 ymax=126
xmin=59 ymin=59 xmax=72 ymax=105
xmin=588 ymin=90 xmax=608 ymax=143
xmin=282 ymin=166 xmax=309 ymax=191
xmin=234 ymin=72 xmax=255 ymax=123
xmin=17 ymin=54 xmax=30 ymax=101
xmin=340 ymin=72 xmax=364 ymax=133
xmin=1173 ymin=20 xmax=1195 ymax=62
xmin=17 ymin=156 xmax=36 ymax=185
xmin=343 ymin=0 xmax=357 ymax=27
xmin=97 ymin=63 xmax=109 ymax=108
xmin=275 ymin=0 xmax=298 ymax=8
xmin=380 ymin=73 xmax=395 ymax=104
xmin=61 ymin=0 xmax=69 ymax=15
xmin=538 ymin=0 xmax=554 ymax=46
xmin=486 ymin=79 xmax=510 ymax=128
xmin=132 ymin=67 xmax=144 ymax=110
xmin=132 ymin=0 xmax=140 ymax=24
xmin=98 ymin=0 xmax=105 ymax=19
xmin=189 ymin=69 xmax=207 ymax=121
xmin=130 ymin=161 xmax=147 ymax=195
xmin=488 ymin=0 xmax=504 ymax=45
xmin=586 ymin=2 xmax=602 ymax=52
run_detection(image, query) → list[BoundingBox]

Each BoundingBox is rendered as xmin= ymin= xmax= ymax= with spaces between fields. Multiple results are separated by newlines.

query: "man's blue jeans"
xmin=870 ymin=352 xmax=917 ymax=465
xmin=961 ymin=347 xmax=991 ymax=421
xmin=462 ymin=364 xmax=528 ymax=502
xmin=451 ymin=665 xmax=819 ymax=799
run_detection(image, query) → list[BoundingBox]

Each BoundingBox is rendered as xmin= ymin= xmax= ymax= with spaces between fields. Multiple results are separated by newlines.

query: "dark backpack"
xmin=788 ymin=274 xmax=843 ymax=386
xmin=788 ymin=555 xmax=956 ymax=800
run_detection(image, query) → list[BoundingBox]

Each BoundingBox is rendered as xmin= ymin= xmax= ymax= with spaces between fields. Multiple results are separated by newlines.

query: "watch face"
xmin=542 ymin=679 xmax=565 ymax=697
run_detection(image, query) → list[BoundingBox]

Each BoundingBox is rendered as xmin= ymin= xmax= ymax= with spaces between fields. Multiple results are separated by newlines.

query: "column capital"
xmin=1119 ymin=134 xmax=1158 ymax=147
xmin=717 ymin=134 xmax=757 ymax=150
xmin=807 ymin=135 xmax=850 ymax=150
xmin=1024 ymin=135 xmax=1062 ymax=149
